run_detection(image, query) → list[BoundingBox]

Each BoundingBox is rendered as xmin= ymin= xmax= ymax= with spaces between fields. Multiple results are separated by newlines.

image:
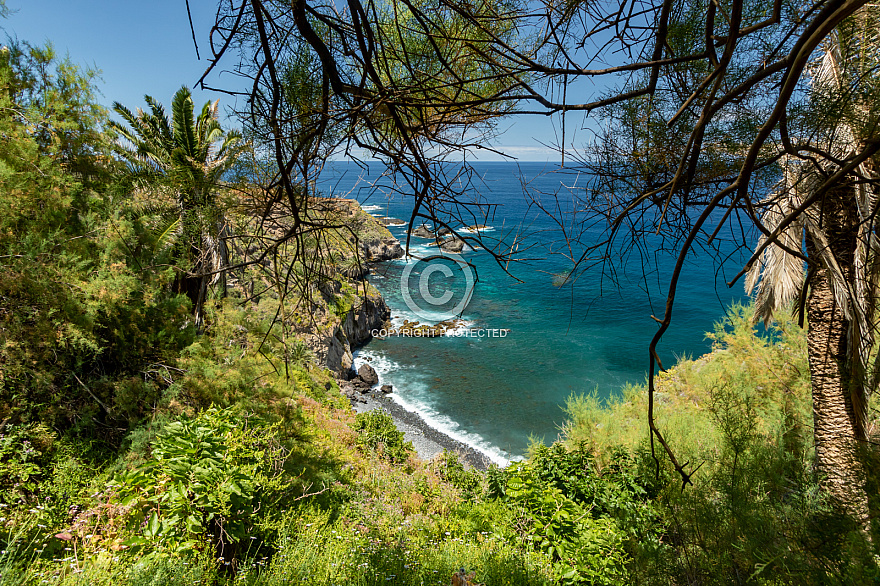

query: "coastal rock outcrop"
xmin=324 ymin=329 xmax=354 ymax=378
xmin=244 ymin=197 xmax=398 ymax=381
xmin=320 ymin=293 xmax=390 ymax=378
xmin=357 ymin=363 xmax=379 ymax=386
xmin=439 ymin=237 xmax=465 ymax=253
xmin=360 ymin=236 xmax=403 ymax=261
xmin=315 ymin=198 xmax=405 ymax=262
xmin=343 ymin=295 xmax=390 ymax=347
xmin=381 ymin=318 xmax=466 ymax=337
xmin=412 ymin=224 xmax=434 ymax=239
xmin=379 ymin=216 xmax=406 ymax=226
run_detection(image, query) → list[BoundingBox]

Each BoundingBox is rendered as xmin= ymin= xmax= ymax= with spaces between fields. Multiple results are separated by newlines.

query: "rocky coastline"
xmin=411 ymin=223 xmax=469 ymax=253
xmin=320 ymin=201 xmax=495 ymax=470
xmin=347 ymin=384 xmax=495 ymax=471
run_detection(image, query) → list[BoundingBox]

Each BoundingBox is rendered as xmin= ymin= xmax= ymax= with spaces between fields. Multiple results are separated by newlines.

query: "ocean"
xmin=317 ymin=161 xmax=749 ymax=464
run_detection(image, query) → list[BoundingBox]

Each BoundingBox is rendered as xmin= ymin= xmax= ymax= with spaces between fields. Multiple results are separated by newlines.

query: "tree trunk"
xmin=806 ymin=186 xmax=871 ymax=528
xmin=216 ymin=214 xmax=230 ymax=297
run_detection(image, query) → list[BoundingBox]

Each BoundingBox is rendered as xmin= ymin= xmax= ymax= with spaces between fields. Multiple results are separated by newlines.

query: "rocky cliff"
xmin=318 ymin=290 xmax=390 ymax=379
xmin=303 ymin=199 xmax=401 ymax=378
xmin=234 ymin=198 xmax=401 ymax=380
xmin=326 ymin=198 xmax=405 ymax=261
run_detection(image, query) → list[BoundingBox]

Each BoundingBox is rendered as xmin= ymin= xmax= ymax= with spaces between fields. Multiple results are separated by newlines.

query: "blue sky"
xmin=2 ymin=0 xmax=574 ymax=161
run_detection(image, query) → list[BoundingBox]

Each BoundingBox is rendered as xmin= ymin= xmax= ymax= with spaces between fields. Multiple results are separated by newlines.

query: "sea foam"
xmin=460 ymin=225 xmax=495 ymax=234
xmin=353 ymin=348 xmax=515 ymax=466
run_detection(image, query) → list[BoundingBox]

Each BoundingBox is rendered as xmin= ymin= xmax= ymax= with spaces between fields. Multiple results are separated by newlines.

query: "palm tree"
xmin=111 ymin=86 xmax=247 ymax=327
xmin=746 ymin=8 xmax=880 ymax=527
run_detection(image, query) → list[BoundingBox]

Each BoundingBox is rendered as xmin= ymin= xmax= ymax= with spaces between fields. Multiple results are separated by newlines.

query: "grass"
xmin=239 ymin=509 xmax=554 ymax=586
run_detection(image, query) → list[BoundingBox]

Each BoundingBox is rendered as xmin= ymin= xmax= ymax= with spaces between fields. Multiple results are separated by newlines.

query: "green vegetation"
xmin=205 ymin=0 xmax=880 ymax=550
xmin=3 ymin=18 xmax=880 ymax=586
xmin=115 ymin=407 xmax=294 ymax=557
xmin=0 ymin=34 xmax=550 ymax=586
xmin=558 ymin=306 xmax=880 ymax=584
xmin=353 ymin=411 xmax=414 ymax=465
xmin=110 ymin=86 xmax=247 ymax=328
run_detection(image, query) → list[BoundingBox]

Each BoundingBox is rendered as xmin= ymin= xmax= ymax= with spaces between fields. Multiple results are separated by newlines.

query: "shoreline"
xmin=349 ymin=388 xmax=496 ymax=471
xmin=340 ymin=206 xmax=498 ymax=472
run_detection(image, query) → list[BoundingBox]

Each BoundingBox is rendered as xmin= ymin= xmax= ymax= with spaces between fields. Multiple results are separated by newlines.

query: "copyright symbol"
xmin=400 ymin=253 xmax=475 ymax=322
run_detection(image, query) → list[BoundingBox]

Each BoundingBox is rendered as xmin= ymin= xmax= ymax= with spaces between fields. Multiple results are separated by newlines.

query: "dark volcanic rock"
xmin=357 ymin=363 xmax=379 ymax=386
xmin=380 ymin=384 xmax=393 ymax=394
xmin=325 ymin=329 xmax=354 ymax=379
xmin=411 ymin=224 xmax=434 ymax=239
xmin=360 ymin=237 xmax=404 ymax=261
xmin=343 ymin=295 xmax=390 ymax=347
xmin=380 ymin=216 xmax=406 ymax=226
xmin=321 ymin=294 xmax=390 ymax=378
xmin=439 ymin=237 xmax=465 ymax=253
xmin=352 ymin=378 xmax=372 ymax=392
xmin=338 ymin=380 xmax=368 ymax=403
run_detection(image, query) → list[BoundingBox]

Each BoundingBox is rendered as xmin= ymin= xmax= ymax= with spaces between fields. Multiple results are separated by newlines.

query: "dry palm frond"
xmin=745 ymin=160 xmax=806 ymax=326
xmin=747 ymin=9 xmax=880 ymax=429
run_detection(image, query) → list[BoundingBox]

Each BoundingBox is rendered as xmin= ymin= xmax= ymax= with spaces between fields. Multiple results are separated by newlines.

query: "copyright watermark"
xmin=370 ymin=328 xmax=510 ymax=338
xmin=400 ymin=253 xmax=475 ymax=321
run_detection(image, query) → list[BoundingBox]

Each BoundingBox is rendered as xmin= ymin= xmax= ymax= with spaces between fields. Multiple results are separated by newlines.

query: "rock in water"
xmin=380 ymin=384 xmax=393 ymax=393
xmin=360 ymin=237 xmax=404 ymax=260
xmin=357 ymin=363 xmax=379 ymax=386
xmin=439 ymin=237 xmax=465 ymax=253
xmin=380 ymin=216 xmax=406 ymax=226
xmin=412 ymin=224 xmax=434 ymax=239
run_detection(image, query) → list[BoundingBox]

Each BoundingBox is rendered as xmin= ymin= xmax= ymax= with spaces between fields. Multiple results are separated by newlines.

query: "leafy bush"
xmin=490 ymin=444 xmax=646 ymax=585
xmin=0 ymin=424 xmax=100 ymax=529
xmin=353 ymin=410 xmax=413 ymax=465
xmin=116 ymin=407 xmax=294 ymax=560
xmin=433 ymin=450 xmax=483 ymax=500
xmin=0 ymin=424 xmax=55 ymax=506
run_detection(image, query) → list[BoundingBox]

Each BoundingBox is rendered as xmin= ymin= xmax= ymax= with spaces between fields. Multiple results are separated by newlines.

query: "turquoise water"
xmin=318 ymin=161 xmax=748 ymax=463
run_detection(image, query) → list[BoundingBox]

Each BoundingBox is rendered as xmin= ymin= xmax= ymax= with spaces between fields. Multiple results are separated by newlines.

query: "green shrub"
xmin=492 ymin=445 xmax=643 ymax=586
xmin=557 ymin=305 xmax=880 ymax=585
xmin=353 ymin=411 xmax=413 ymax=465
xmin=0 ymin=423 xmax=55 ymax=506
xmin=433 ymin=450 xmax=483 ymax=500
xmin=116 ymin=407 xmax=294 ymax=560
xmin=241 ymin=509 xmax=555 ymax=586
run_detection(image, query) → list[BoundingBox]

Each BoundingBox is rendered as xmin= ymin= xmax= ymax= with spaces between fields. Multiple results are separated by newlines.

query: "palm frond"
xmin=144 ymin=95 xmax=173 ymax=144
xmin=746 ymin=162 xmax=806 ymax=326
xmin=113 ymin=85 xmax=248 ymax=330
xmin=172 ymin=86 xmax=197 ymax=159
xmin=154 ymin=217 xmax=181 ymax=252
